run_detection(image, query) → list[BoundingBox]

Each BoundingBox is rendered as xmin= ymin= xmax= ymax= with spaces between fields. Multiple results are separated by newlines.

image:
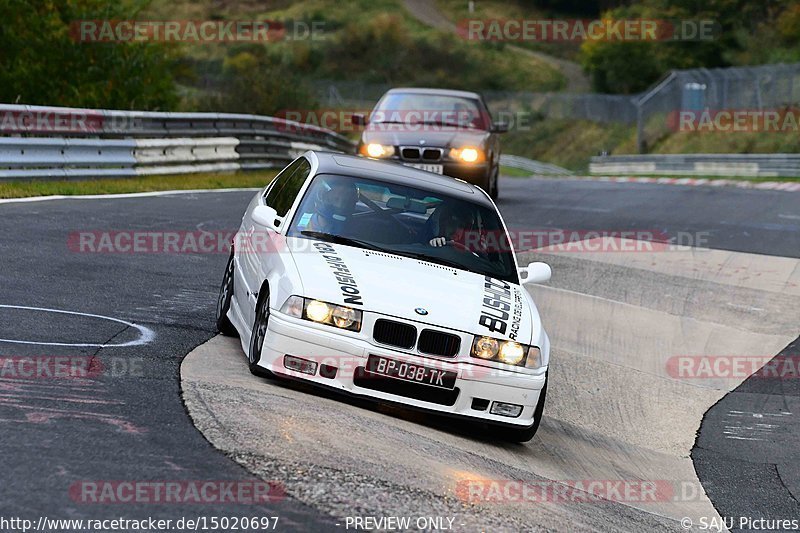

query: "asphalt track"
xmin=1 ymin=177 xmax=798 ymax=531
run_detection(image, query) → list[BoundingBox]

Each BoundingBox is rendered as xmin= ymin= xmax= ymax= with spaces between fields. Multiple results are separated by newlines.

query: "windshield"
xmin=287 ymin=174 xmax=518 ymax=283
xmin=370 ymin=92 xmax=489 ymax=130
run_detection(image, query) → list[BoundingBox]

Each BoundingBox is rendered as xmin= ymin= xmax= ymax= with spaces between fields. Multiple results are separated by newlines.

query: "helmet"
xmin=315 ymin=178 xmax=358 ymax=223
xmin=434 ymin=202 xmax=474 ymax=237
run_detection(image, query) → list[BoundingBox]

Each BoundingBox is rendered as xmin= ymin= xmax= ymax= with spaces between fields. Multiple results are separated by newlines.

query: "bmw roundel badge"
xmin=415 ymin=307 xmax=429 ymax=316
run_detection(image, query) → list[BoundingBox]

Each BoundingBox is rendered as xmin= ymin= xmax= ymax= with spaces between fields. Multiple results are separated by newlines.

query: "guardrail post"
xmin=636 ymin=101 xmax=645 ymax=154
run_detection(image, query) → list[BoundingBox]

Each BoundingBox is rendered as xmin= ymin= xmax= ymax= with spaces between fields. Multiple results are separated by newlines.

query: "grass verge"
xmin=499 ymin=165 xmax=534 ymax=178
xmin=0 ymin=170 xmax=277 ymax=199
xmin=525 ymin=174 xmax=800 ymax=183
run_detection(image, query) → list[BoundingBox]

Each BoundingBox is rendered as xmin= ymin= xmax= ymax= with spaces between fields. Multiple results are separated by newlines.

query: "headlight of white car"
xmin=471 ymin=335 xmax=543 ymax=368
xmin=280 ymin=296 xmax=362 ymax=332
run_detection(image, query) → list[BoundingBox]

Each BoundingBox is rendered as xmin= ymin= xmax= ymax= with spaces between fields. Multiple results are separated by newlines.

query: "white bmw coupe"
xmin=216 ymin=151 xmax=552 ymax=441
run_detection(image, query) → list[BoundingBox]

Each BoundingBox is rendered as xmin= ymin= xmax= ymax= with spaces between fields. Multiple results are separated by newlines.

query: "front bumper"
xmin=255 ymin=310 xmax=546 ymax=427
xmin=401 ymin=159 xmax=491 ymax=188
xmin=440 ymin=161 xmax=491 ymax=187
xmin=363 ymin=153 xmax=492 ymax=189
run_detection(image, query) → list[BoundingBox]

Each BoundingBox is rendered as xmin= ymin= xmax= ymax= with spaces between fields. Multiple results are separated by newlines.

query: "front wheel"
xmin=215 ymin=251 xmax=238 ymax=337
xmin=494 ymin=375 xmax=547 ymax=443
xmin=489 ymin=167 xmax=499 ymax=201
xmin=248 ymin=289 xmax=273 ymax=377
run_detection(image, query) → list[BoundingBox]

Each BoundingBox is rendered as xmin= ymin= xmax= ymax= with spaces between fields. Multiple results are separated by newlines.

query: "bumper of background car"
xmin=441 ymin=161 xmax=491 ymax=186
xmin=395 ymin=159 xmax=491 ymax=188
xmin=255 ymin=310 xmax=546 ymax=427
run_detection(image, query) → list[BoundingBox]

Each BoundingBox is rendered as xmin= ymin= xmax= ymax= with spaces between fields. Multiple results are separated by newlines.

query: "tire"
xmin=495 ymin=374 xmax=548 ymax=443
xmin=248 ymin=287 xmax=273 ymax=377
xmin=489 ymin=167 xmax=499 ymax=201
xmin=215 ymin=251 xmax=238 ymax=337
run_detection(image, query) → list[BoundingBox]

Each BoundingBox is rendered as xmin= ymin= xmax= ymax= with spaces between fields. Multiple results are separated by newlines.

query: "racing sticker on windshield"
xmin=297 ymin=213 xmax=313 ymax=229
xmin=313 ymin=242 xmax=363 ymax=306
xmin=479 ymin=276 xmax=522 ymax=339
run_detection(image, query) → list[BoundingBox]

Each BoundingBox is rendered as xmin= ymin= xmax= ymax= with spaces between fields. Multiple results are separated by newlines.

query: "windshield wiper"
xmin=300 ymin=231 xmax=389 ymax=253
xmin=371 ymin=119 xmax=472 ymax=129
xmin=414 ymin=120 xmax=473 ymax=129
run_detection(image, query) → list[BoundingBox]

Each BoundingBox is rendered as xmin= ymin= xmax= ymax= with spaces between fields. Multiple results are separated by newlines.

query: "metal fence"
xmin=0 ymin=103 xmax=355 ymax=180
xmin=634 ymin=63 xmax=800 ymax=152
xmin=590 ymin=153 xmax=800 ymax=178
xmin=499 ymin=154 xmax=573 ymax=176
xmin=313 ymin=62 xmax=800 ymax=153
xmin=310 ymin=80 xmax=639 ymax=124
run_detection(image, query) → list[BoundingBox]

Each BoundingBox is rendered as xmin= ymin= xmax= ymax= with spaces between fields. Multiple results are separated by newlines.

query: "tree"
xmin=0 ymin=0 xmax=177 ymax=109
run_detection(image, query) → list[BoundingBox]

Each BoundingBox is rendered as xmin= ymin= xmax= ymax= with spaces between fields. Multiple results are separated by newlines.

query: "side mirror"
xmin=518 ymin=262 xmax=551 ymax=285
xmin=491 ymin=121 xmax=509 ymax=133
xmin=252 ymin=205 xmax=281 ymax=231
xmin=352 ymin=113 xmax=367 ymax=126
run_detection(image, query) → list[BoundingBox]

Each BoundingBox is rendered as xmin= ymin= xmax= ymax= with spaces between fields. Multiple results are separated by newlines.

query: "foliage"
xmin=0 ymin=0 xmax=178 ymax=109
xmin=311 ymin=13 xmax=564 ymax=90
xmin=578 ymin=0 xmax=800 ymax=94
xmin=197 ymin=45 xmax=317 ymax=115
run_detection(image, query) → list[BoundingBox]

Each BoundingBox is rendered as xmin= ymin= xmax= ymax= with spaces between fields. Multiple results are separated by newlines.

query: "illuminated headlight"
xmin=280 ymin=296 xmax=362 ymax=332
xmin=471 ymin=336 xmax=534 ymax=367
xmin=360 ymin=143 xmax=395 ymax=158
xmin=498 ymin=341 xmax=525 ymax=365
xmin=472 ymin=336 xmax=499 ymax=359
xmin=449 ymin=146 xmax=484 ymax=163
xmin=306 ymin=299 xmax=331 ymax=322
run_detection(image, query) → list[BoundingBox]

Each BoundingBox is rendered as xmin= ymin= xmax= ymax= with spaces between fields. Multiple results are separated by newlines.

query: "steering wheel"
xmin=358 ymin=192 xmax=415 ymax=235
xmin=447 ymin=239 xmax=483 ymax=258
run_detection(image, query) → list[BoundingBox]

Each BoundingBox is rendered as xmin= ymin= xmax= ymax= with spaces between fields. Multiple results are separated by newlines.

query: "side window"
xmin=478 ymin=98 xmax=492 ymax=130
xmin=263 ymin=157 xmax=303 ymax=200
xmin=265 ymin=158 xmax=312 ymax=217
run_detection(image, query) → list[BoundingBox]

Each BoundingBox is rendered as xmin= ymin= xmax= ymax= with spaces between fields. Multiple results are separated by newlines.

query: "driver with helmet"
xmin=306 ymin=177 xmax=358 ymax=234
xmin=428 ymin=202 xmax=487 ymax=255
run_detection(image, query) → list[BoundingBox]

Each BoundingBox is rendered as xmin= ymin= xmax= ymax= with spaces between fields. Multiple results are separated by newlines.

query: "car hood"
xmin=362 ymin=125 xmax=489 ymax=149
xmin=286 ymin=238 xmax=536 ymax=344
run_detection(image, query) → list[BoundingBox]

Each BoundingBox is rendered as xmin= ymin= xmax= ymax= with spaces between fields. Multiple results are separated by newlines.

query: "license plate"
xmin=406 ymin=163 xmax=443 ymax=174
xmin=365 ymin=355 xmax=457 ymax=390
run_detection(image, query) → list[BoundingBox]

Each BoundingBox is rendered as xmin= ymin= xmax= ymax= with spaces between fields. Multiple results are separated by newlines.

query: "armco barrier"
xmin=590 ymin=154 xmax=800 ymax=178
xmin=0 ymin=103 xmax=356 ymax=180
xmin=500 ymin=154 xmax=573 ymax=176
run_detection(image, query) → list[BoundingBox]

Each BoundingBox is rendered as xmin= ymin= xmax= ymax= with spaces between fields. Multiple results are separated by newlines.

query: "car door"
xmin=239 ymin=157 xmax=312 ymax=325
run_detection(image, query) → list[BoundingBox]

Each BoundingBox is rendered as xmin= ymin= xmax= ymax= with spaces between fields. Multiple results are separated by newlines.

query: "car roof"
xmin=310 ymin=151 xmax=493 ymax=207
xmin=384 ymin=87 xmax=482 ymax=100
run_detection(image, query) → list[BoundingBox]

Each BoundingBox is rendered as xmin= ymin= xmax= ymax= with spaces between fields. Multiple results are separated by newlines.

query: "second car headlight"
xmin=471 ymin=335 xmax=539 ymax=367
xmin=360 ymin=143 xmax=395 ymax=158
xmin=281 ymin=296 xmax=362 ymax=332
xmin=449 ymin=146 xmax=485 ymax=163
